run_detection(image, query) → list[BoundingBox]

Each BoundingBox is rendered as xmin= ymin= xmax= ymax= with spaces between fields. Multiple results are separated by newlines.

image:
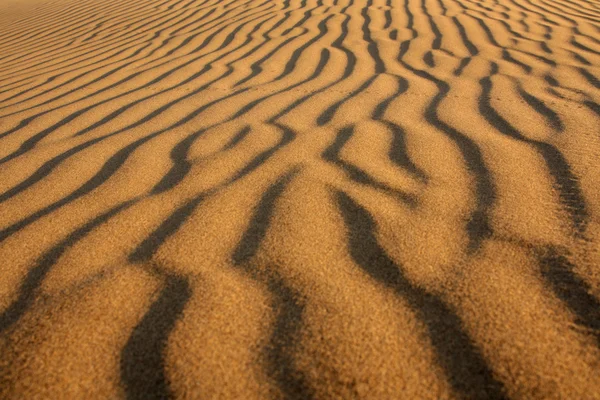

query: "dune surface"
xmin=0 ymin=0 xmax=599 ymax=398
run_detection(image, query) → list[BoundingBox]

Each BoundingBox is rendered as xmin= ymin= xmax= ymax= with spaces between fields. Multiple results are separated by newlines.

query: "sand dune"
xmin=0 ymin=0 xmax=599 ymax=398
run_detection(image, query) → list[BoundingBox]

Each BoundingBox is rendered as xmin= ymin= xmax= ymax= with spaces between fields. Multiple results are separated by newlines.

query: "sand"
xmin=0 ymin=0 xmax=599 ymax=398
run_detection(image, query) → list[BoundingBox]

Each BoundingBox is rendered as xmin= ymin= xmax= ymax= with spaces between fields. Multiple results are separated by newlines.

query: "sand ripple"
xmin=0 ymin=0 xmax=599 ymax=398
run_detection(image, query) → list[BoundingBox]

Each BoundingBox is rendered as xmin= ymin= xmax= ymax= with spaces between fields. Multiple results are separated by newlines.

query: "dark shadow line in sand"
xmin=335 ymin=190 xmax=507 ymax=400
xmin=584 ymin=100 xmax=600 ymax=117
xmin=1 ymin=0 xmax=341 ymax=206
xmin=232 ymin=170 xmax=296 ymax=265
xmin=361 ymin=0 xmax=385 ymax=73
xmin=0 ymin=0 xmax=212 ymax=112
xmin=316 ymin=75 xmax=377 ymax=126
xmin=334 ymin=0 xmax=358 ymax=80
xmin=228 ymin=48 xmax=330 ymax=120
xmin=121 ymin=273 xmax=191 ymax=400
xmin=133 ymin=125 xmax=298 ymax=262
xmin=151 ymin=43 xmax=329 ymax=195
xmin=371 ymin=75 xmax=429 ymax=182
xmin=473 ymin=16 xmax=501 ymax=47
xmin=2 ymin=12 xmax=314 ymax=205
xmin=538 ymin=247 xmax=600 ymax=347
xmin=223 ymin=125 xmax=252 ymax=150
xmin=323 ymin=126 xmax=418 ymax=206
xmin=403 ymin=65 xmax=495 ymax=252
xmin=0 ymin=131 xmax=164 ymax=243
xmin=0 ymin=136 xmax=104 ymax=204
xmin=419 ymin=0 xmax=442 ymax=69
xmin=502 ymin=48 xmax=532 ymax=74
xmin=517 ymin=85 xmax=563 ymax=131
xmin=0 ymin=2 xmax=278 ymax=159
xmin=280 ymin=0 xmax=318 ymax=37
xmin=0 ymin=37 xmax=302 ymax=232
xmin=1 ymin=0 xmax=173 ymax=61
xmin=371 ymin=75 xmax=409 ymax=120
xmin=397 ymin=0 xmax=417 ymax=63
xmin=232 ymin=170 xmax=313 ymax=400
xmin=0 ymin=0 xmax=239 ymax=77
xmin=231 ymin=129 xmax=294 ymax=182
xmin=383 ymin=0 xmax=392 ymax=30
xmin=0 ymin=12 xmax=171 ymax=100
xmin=0 ymin=200 xmax=135 ymax=334
xmin=273 ymin=14 xmax=333 ymax=82
xmin=578 ymin=67 xmax=600 ymax=89
xmin=164 ymin=0 xmax=274 ymax=59
xmin=233 ymin=23 xmax=308 ymax=87
xmin=450 ymin=16 xmax=478 ymax=77
xmin=128 ymin=196 xmax=205 ymax=263
xmin=571 ymin=51 xmax=591 ymax=66
xmin=421 ymin=0 xmax=442 ymax=50
xmin=149 ymin=130 xmax=203 ymax=195
xmin=478 ymin=64 xmax=587 ymax=236
xmin=0 ymin=63 xmax=226 ymax=200
xmin=383 ymin=120 xmax=429 ymax=182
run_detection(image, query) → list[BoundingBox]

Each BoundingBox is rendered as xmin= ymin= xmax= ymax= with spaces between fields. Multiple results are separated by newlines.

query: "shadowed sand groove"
xmin=121 ymin=273 xmax=191 ymax=400
xmin=335 ymin=190 xmax=507 ymax=399
xmin=1 ymin=0 xmax=600 ymax=397
xmin=0 ymin=200 xmax=136 ymax=334
xmin=478 ymin=63 xmax=589 ymax=236
xmin=408 ymin=65 xmax=497 ymax=252
xmin=233 ymin=170 xmax=313 ymax=400
xmin=537 ymin=247 xmax=600 ymax=346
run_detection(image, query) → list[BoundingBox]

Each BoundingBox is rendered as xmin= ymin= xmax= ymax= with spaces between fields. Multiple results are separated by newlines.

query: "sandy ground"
xmin=0 ymin=0 xmax=599 ymax=398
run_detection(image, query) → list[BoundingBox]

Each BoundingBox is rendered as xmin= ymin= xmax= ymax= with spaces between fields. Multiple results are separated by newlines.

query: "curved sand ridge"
xmin=0 ymin=0 xmax=599 ymax=398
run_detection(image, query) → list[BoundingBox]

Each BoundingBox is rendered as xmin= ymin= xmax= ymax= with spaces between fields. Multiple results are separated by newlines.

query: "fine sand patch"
xmin=0 ymin=0 xmax=599 ymax=398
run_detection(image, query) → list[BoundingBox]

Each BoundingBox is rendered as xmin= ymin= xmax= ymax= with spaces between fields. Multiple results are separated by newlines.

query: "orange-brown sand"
xmin=0 ymin=0 xmax=599 ymax=398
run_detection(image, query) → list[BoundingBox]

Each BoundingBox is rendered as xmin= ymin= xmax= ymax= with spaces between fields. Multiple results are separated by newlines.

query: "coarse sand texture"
xmin=0 ymin=0 xmax=599 ymax=398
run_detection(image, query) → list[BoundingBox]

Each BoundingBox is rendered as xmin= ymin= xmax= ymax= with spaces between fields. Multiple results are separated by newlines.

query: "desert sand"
xmin=0 ymin=0 xmax=599 ymax=398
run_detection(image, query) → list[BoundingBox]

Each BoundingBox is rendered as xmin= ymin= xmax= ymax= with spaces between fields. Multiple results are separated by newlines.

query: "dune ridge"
xmin=0 ymin=0 xmax=599 ymax=398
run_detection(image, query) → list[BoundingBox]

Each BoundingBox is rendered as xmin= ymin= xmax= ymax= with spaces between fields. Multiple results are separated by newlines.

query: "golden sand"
xmin=0 ymin=0 xmax=599 ymax=398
